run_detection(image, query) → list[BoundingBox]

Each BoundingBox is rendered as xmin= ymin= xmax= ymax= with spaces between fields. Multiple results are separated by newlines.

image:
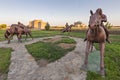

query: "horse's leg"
xmin=20 ymin=35 xmax=22 ymax=42
xmin=17 ymin=34 xmax=19 ymax=41
xmin=7 ymin=35 xmax=11 ymax=44
xmin=85 ymin=41 xmax=91 ymax=65
xmin=28 ymin=32 xmax=33 ymax=40
xmin=66 ymin=27 xmax=68 ymax=32
xmin=25 ymin=33 xmax=28 ymax=40
xmin=8 ymin=34 xmax=14 ymax=44
xmin=99 ymin=42 xmax=105 ymax=76
xmin=8 ymin=33 xmax=13 ymax=39
xmin=70 ymin=27 xmax=71 ymax=32
xmin=90 ymin=42 xmax=93 ymax=52
xmin=18 ymin=33 xmax=22 ymax=42
xmin=82 ymin=41 xmax=91 ymax=70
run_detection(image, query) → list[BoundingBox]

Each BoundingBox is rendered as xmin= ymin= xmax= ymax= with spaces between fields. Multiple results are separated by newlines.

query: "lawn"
xmin=31 ymin=30 xmax=85 ymax=38
xmin=0 ymin=48 xmax=12 ymax=79
xmin=26 ymin=37 xmax=76 ymax=62
xmin=31 ymin=30 xmax=62 ymax=38
xmin=0 ymin=30 xmax=85 ymax=41
xmin=0 ymin=30 xmax=5 ymax=41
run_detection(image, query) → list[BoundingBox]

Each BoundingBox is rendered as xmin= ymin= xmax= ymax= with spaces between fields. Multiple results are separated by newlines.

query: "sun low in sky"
xmin=0 ymin=0 xmax=120 ymax=26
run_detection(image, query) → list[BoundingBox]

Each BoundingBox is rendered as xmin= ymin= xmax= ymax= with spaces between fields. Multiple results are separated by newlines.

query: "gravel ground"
xmin=0 ymin=35 xmax=87 ymax=80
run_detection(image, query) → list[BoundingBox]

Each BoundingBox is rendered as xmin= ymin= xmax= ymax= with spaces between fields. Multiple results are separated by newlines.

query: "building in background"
xmin=29 ymin=20 xmax=47 ymax=29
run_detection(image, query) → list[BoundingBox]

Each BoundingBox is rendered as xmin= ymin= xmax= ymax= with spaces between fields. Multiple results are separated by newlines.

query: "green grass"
xmin=31 ymin=30 xmax=85 ymax=38
xmin=0 ymin=48 xmax=12 ymax=75
xmin=0 ymin=30 xmax=5 ymax=41
xmin=62 ymin=31 xmax=85 ymax=38
xmin=55 ymin=37 xmax=76 ymax=44
xmin=87 ymin=34 xmax=120 ymax=80
xmin=26 ymin=37 xmax=76 ymax=62
xmin=31 ymin=30 xmax=62 ymax=38
xmin=0 ymin=30 xmax=86 ymax=41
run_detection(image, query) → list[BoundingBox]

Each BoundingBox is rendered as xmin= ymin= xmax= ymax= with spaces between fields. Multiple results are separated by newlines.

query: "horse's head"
xmin=89 ymin=8 xmax=103 ymax=29
xmin=4 ymin=29 xmax=11 ymax=39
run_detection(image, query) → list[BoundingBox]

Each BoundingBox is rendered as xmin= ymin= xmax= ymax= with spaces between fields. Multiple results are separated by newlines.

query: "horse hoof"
xmin=98 ymin=69 xmax=105 ymax=77
xmin=8 ymin=41 xmax=10 ymax=44
xmin=80 ymin=64 xmax=88 ymax=71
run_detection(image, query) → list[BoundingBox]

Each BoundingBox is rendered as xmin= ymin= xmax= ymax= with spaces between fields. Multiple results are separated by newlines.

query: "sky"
xmin=0 ymin=0 xmax=120 ymax=26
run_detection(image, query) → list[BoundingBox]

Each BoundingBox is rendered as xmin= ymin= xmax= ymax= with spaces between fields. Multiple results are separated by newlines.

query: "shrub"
xmin=45 ymin=22 xmax=50 ymax=30
xmin=0 ymin=24 xmax=7 ymax=29
xmin=105 ymin=22 xmax=113 ymax=29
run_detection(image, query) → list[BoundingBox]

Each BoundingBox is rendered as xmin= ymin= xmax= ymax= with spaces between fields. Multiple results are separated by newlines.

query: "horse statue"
xmin=62 ymin=24 xmax=74 ymax=33
xmin=82 ymin=8 xmax=107 ymax=76
xmin=4 ymin=24 xmax=33 ymax=43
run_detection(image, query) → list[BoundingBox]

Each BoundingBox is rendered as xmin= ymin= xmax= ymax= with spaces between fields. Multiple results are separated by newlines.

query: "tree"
xmin=105 ymin=22 xmax=113 ymax=29
xmin=45 ymin=22 xmax=50 ymax=30
xmin=74 ymin=21 xmax=82 ymax=27
xmin=0 ymin=24 xmax=7 ymax=29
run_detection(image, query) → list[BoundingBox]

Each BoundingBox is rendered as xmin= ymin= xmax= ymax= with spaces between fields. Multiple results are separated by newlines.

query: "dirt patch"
xmin=42 ymin=37 xmax=62 ymax=43
xmin=43 ymin=37 xmax=76 ymax=49
xmin=58 ymin=43 xmax=76 ymax=49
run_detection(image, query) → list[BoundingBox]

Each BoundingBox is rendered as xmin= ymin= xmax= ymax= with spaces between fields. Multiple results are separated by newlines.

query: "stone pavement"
xmin=0 ymin=36 xmax=87 ymax=80
xmin=88 ymin=50 xmax=100 ymax=72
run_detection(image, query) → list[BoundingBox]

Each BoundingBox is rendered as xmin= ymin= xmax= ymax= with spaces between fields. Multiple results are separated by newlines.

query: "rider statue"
xmin=18 ymin=22 xmax=25 ymax=29
xmin=65 ymin=22 xmax=69 ymax=28
xmin=84 ymin=8 xmax=111 ymax=43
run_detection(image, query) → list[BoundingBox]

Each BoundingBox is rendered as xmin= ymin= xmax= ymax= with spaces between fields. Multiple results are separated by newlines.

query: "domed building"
xmin=29 ymin=20 xmax=47 ymax=29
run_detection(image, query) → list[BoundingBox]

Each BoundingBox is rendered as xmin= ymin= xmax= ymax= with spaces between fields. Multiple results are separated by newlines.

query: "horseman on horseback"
xmin=84 ymin=8 xmax=111 ymax=43
xmin=4 ymin=21 xmax=33 ymax=43
xmin=18 ymin=22 xmax=25 ymax=29
xmin=82 ymin=8 xmax=110 ymax=76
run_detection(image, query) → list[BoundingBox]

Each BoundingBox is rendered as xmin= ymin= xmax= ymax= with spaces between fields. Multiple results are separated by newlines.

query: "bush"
xmin=105 ymin=22 xmax=113 ymax=29
xmin=45 ymin=22 xmax=50 ymax=30
xmin=0 ymin=24 xmax=7 ymax=29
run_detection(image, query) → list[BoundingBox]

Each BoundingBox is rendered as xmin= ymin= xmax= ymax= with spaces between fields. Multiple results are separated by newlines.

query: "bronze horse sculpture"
xmin=4 ymin=24 xmax=33 ymax=43
xmin=82 ymin=9 xmax=107 ymax=76
xmin=62 ymin=24 xmax=74 ymax=33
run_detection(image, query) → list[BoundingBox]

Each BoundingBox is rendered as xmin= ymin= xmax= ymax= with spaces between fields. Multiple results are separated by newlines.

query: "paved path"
xmin=0 ymin=36 xmax=87 ymax=80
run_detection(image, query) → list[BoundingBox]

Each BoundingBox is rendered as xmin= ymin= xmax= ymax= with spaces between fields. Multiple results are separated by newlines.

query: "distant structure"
xmin=73 ymin=21 xmax=87 ymax=29
xmin=29 ymin=20 xmax=47 ymax=29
